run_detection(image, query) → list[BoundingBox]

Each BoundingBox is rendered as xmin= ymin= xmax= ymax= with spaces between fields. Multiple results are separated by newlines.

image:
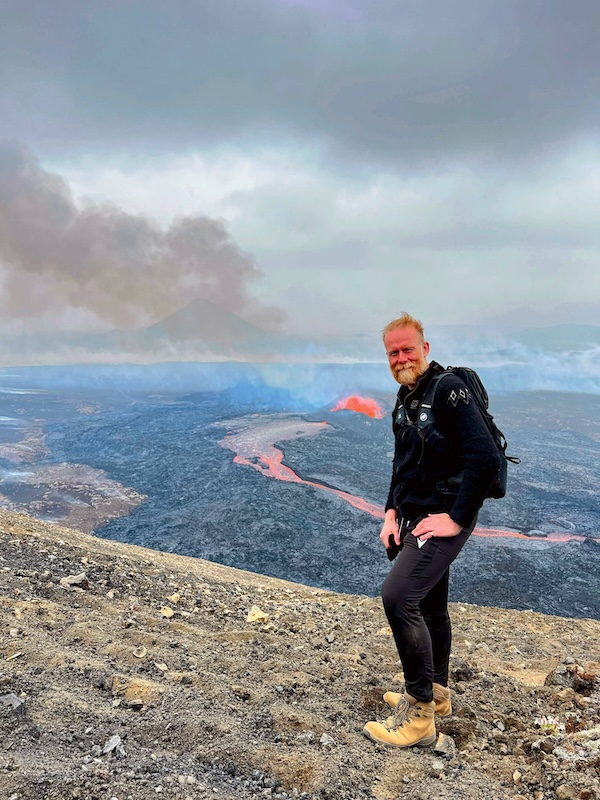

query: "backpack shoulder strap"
xmin=394 ymin=368 xmax=457 ymax=431
xmin=416 ymin=370 xmax=452 ymax=430
xmin=392 ymin=388 xmax=407 ymax=427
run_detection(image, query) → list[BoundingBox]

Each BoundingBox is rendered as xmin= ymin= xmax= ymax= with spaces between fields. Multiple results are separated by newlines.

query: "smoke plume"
xmin=0 ymin=142 xmax=282 ymax=331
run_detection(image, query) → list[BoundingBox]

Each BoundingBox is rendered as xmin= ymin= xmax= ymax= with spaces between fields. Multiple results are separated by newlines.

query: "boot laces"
xmin=383 ymin=696 xmax=421 ymax=731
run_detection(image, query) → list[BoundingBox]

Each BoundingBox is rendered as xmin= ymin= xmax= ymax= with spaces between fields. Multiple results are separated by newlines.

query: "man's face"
xmin=384 ymin=325 xmax=430 ymax=387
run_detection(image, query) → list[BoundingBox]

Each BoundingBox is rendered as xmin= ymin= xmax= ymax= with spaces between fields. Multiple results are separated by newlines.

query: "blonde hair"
xmin=382 ymin=312 xmax=425 ymax=342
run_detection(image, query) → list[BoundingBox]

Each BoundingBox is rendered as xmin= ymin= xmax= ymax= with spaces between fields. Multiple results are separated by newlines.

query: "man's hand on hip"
xmin=412 ymin=513 xmax=462 ymax=541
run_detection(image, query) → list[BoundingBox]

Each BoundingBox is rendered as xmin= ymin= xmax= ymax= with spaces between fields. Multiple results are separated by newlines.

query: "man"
xmin=363 ymin=313 xmax=500 ymax=748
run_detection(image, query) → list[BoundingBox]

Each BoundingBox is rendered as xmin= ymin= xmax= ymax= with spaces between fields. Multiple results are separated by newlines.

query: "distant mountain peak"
xmin=143 ymin=298 xmax=269 ymax=343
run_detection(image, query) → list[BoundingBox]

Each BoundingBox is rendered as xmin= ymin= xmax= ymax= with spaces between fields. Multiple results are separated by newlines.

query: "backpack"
xmin=396 ymin=366 xmax=519 ymax=499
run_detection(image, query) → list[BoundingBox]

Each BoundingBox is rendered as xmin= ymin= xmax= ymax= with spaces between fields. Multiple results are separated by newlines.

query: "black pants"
xmin=381 ymin=515 xmax=474 ymax=703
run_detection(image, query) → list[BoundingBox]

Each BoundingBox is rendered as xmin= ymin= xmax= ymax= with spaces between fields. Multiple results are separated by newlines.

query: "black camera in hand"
xmin=387 ymin=533 xmax=401 ymax=561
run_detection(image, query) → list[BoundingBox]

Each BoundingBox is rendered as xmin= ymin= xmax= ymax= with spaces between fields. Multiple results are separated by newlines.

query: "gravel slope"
xmin=0 ymin=508 xmax=599 ymax=800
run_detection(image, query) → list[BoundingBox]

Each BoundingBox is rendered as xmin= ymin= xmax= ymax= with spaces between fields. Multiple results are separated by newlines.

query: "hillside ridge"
xmin=0 ymin=509 xmax=599 ymax=800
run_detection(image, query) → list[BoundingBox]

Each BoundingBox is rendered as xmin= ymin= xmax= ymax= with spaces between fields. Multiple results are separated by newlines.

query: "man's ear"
xmin=423 ymin=341 xmax=430 ymax=357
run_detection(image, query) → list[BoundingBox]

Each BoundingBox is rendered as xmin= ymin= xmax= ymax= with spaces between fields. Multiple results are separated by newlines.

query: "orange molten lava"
xmin=471 ymin=527 xmax=586 ymax=544
xmin=233 ymin=450 xmax=385 ymax=518
xmin=221 ymin=419 xmax=587 ymax=544
xmin=332 ymin=395 xmax=384 ymax=419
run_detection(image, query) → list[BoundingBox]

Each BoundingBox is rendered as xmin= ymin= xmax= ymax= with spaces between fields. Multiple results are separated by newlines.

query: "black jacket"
xmin=385 ymin=361 xmax=500 ymax=528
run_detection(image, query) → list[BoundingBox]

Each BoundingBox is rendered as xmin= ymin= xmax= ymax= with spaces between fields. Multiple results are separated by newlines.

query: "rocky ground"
xmin=0 ymin=508 xmax=598 ymax=800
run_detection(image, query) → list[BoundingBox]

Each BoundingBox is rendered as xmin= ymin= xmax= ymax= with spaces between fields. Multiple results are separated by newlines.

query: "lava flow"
xmin=471 ymin=528 xmax=586 ymax=544
xmin=217 ymin=416 xmax=384 ymax=518
xmin=331 ymin=395 xmax=384 ymax=419
xmin=217 ymin=415 xmax=587 ymax=544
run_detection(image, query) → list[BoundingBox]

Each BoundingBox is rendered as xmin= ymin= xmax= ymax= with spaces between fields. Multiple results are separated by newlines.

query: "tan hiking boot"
xmin=363 ymin=695 xmax=436 ymax=748
xmin=382 ymin=682 xmax=452 ymax=717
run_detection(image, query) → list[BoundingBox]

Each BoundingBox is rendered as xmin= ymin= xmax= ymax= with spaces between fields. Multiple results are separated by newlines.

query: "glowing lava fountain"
xmin=331 ymin=396 xmax=384 ymax=419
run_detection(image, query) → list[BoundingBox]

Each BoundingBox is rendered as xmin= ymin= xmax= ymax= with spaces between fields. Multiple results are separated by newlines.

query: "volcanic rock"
xmin=1 ymin=507 xmax=600 ymax=800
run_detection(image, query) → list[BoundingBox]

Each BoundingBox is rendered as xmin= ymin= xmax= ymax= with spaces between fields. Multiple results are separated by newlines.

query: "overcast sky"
xmin=1 ymin=0 xmax=599 ymax=335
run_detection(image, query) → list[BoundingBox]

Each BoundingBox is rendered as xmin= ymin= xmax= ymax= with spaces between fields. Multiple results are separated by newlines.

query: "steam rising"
xmin=0 ymin=142 xmax=279 ymax=331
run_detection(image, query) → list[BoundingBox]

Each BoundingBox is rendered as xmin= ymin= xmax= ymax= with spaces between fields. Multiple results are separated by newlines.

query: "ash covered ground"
xmin=0 ymin=364 xmax=598 ymax=619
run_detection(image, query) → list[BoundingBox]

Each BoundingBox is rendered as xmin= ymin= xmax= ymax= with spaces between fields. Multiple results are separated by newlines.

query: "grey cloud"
xmin=1 ymin=1 xmax=599 ymax=166
xmin=0 ymin=142 xmax=281 ymax=329
xmin=260 ymin=241 xmax=370 ymax=271
xmin=391 ymin=224 xmax=600 ymax=251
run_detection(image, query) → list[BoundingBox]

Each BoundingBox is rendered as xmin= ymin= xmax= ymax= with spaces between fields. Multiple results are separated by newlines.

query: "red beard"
xmin=390 ymin=358 xmax=428 ymax=386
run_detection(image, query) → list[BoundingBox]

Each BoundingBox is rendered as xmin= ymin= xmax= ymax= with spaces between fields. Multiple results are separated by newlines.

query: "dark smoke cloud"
xmin=0 ymin=142 xmax=282 ymax=331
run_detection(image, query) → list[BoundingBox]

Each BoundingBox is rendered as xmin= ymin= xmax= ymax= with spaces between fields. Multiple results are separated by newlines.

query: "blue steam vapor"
xmin=0 ymin=341 xmax=598 ymax=401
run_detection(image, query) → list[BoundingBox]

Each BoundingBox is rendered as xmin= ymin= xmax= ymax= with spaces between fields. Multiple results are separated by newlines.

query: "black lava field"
xmin=0 ymin=364 xmax=599 ymax=620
